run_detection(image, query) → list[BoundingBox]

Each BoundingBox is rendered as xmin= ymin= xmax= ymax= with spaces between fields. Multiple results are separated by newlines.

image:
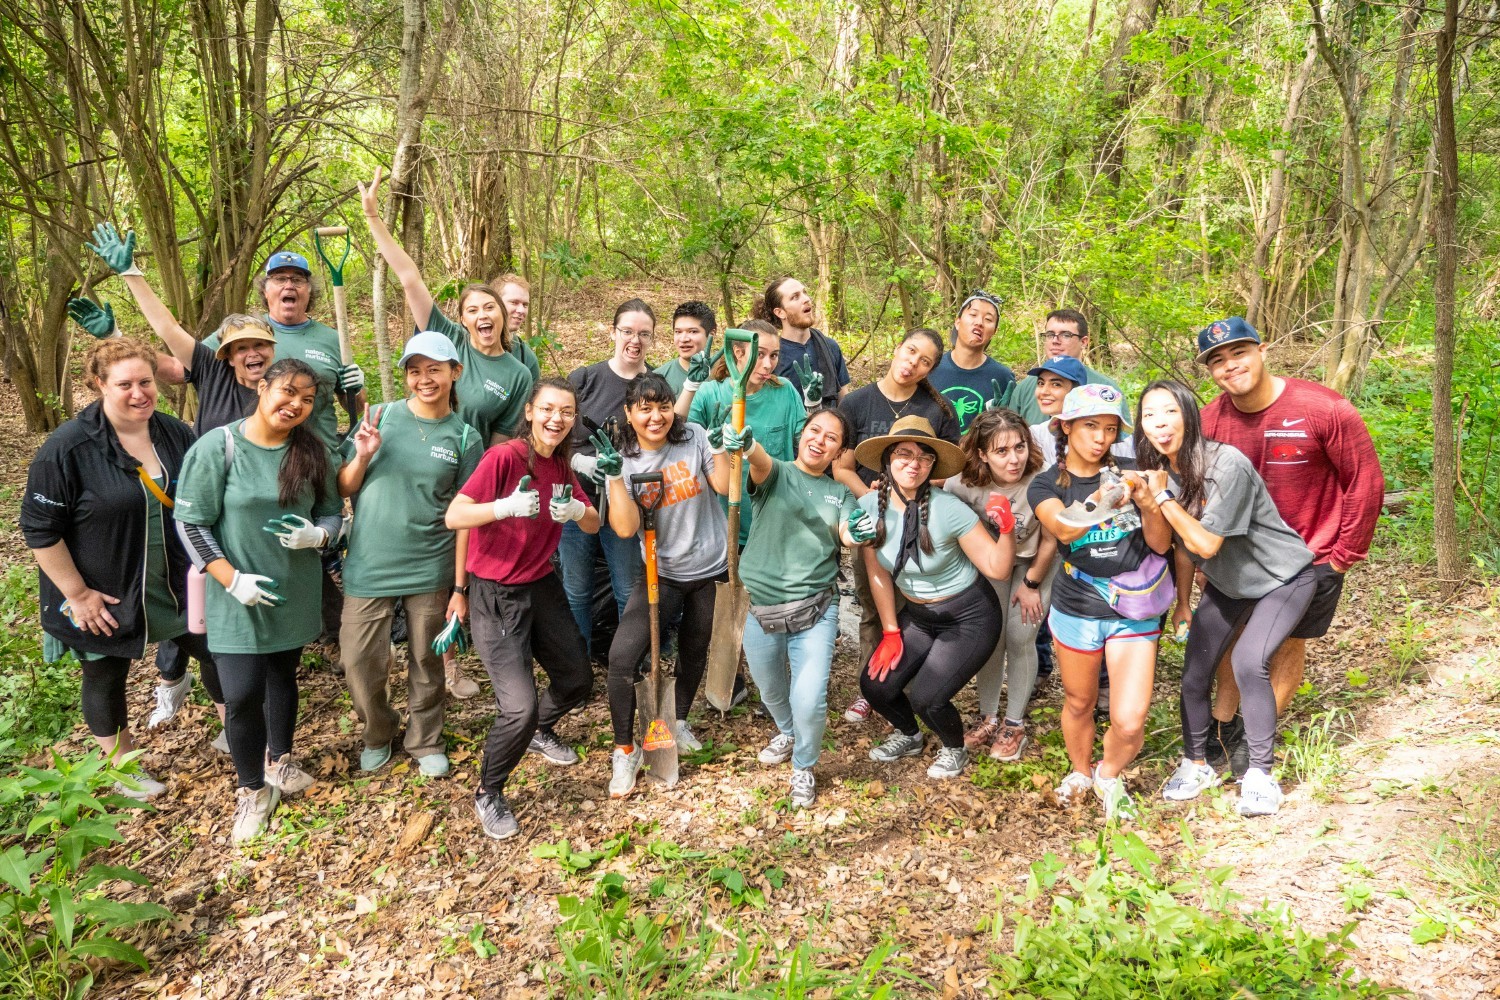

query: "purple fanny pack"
xmin=1064 ymin=552 xmax=1175 ymax=621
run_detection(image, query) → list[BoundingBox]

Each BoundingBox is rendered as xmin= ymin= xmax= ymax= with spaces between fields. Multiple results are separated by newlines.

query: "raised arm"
xmin=359 ymin=165 xmax=435 ymax=325
xmin=85 ymin=223 xmax=197 ymax=369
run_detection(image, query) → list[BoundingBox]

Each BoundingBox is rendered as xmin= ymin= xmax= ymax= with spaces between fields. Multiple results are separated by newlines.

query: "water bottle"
xmin=187 ymin=566 xmax=207 ymax=634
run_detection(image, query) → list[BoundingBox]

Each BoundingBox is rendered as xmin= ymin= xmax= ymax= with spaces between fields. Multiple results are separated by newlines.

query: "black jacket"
xmin=20 ymin=401 xmax=197 ymax=659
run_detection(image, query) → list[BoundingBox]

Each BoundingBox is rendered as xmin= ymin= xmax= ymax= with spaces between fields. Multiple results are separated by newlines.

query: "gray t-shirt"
xmin=620 ymin=423 xmax=729 ymax=582
xmin=1173 ymin=442 xmax=1313 ymax=599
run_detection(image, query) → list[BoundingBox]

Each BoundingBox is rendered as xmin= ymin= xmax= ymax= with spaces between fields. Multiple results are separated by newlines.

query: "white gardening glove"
xmin=570 ymin=451 xmax=601 ymax=485
xmin=549 ymin=484 xmax=587 ymax=523
xmin=227 ymin=571 xmax=284 ymax=607
xmin=338 ymin=364 xmax=366 ymax=393
xmin=492 ymin=476 xmax=540 ymax=520
xmin=264 ymin=514 xmax=329 ymax=549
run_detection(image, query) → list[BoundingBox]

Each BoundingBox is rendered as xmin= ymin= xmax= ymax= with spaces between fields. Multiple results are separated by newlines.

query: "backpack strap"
xmin=222 ymin=423 xmax=237 ymax=475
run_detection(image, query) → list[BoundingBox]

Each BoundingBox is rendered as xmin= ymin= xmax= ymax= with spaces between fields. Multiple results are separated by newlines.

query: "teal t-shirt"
xmin=425 ymin=306 xmax=534 ymax=443
xmin=858 ymin=488 xmax=980 ymax=601
xmin=204 ymin=316 xmax=345 ymax=450
xmin=688 ymin=378 xmax=806 ymax=546
xmin=513 ymin=338 xmax=542 ymax=381
xmin=654 ymin=358 xmax=691 ymax=394
xmin=739 ymin=459 xmax=856 ymax=607
xmin=173 ymin=421 xmax=343 ymax=655
xmin=341 ymin=401 xmax=483 ymax=598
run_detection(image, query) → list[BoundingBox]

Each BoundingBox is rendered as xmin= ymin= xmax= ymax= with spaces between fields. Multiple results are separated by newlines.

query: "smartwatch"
xmin=1022 ymin=575 xmax=1041 ymax=590
xmin=453 ymin=585 xmax=470 ymax=596
xmin=1154 ymin=488 xmax=1177 ymax=507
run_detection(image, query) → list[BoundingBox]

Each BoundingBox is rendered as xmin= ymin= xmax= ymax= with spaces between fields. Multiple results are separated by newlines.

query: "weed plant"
xmin=1280 ymin=710 xmax=1354 ymax=801
xmin=1424 ymin=783 xmax=1500 ymax=917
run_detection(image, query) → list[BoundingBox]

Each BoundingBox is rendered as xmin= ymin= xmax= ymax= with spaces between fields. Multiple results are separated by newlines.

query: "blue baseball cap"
xmin=398 ymin=331 xmax=462 ymax=367
xmin=1196 ymin=316 xmax=1261 ymax=363
xmin=1027 ymin=356 xmax=1087 ymax=386
xmin=264 ymin=251 xmax=311 ymax=276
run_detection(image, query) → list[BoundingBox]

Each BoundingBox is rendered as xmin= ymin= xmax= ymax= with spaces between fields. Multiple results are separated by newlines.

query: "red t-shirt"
xmin=458 ymin=439 xmax=592 ymax=585
xmin=1200 ymin=377 xmax=1384 ymax=569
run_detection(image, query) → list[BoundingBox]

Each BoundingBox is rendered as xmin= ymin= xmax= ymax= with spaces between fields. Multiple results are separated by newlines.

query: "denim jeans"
xmin=557 ymin=519 xmax=644 ymax=657
xmin=742 ymin=599 xmax=839 ymax=770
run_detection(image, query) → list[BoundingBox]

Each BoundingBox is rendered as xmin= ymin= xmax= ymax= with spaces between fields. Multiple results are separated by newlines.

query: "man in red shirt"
xmin=1194 ymin=317 xmax=1384 ymax=774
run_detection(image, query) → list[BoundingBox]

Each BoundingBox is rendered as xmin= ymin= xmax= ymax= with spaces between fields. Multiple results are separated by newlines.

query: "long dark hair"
xmin=1052 ymin=413 xmax=1122 ymax=491
xmin=524 ymin=376 xmax=579 ymax=476
xmin=619 ymin=373 xmax=688 ymax=457
xmin=456 ymin=283 xmax=510 ymax=352
xmin=257 ymin=359 xmax=330 ymax=509
xmin=752 ymin=276 xmax=793 ymax=329
xmin=1134 ymin=378 xmax=1209 ymax=514
xmin=871 ymin=444 xmax=937 ymax=560
xmin=960 ymin=408 xmax=1042 ymax=488
xmin=893 ymin=328 xmax=955 ymax=422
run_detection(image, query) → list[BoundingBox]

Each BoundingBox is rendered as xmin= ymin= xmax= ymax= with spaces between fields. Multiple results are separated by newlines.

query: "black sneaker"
xmin=1221 ymin=713 xmax=1250 ymax=782
xmin=475 ymin=791 xmax=519 ymax=840
xmin=527 ymin=728 xmax=580 ymax=765
xmin=1205 ymin=721 xmax=1229 ymax=772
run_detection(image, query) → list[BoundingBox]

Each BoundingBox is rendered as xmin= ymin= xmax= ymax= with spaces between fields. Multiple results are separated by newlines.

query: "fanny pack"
xmin=750 ymin=590 xmax=835 ymax=635
xmin=1063 ymin=552 xmax=1174 ymax=620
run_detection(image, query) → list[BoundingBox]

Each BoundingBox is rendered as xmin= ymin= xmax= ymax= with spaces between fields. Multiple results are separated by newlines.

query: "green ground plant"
xmin=1422 ymin=783 xmax=1500 ymax=917
xmin=0 ymin=568 xmax=82 ymax=777
xmin=1280 ymin=710 xmax=1354 ymax=801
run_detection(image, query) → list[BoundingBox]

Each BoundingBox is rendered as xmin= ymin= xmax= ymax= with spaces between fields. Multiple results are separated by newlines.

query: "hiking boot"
xmin=988 ymin=722 xmax=1030 ymax=762
xmin=757 ymin=732 xmax=795 ymax=765
xmin=789 ymin=768 xmax=816 ymax=809
xmin=446 ymin=662 xmax=480 ymax=700
xmin=115 ymin=769 xmax=167 ymax=801
xmin=731 ymin=675 xmax=750 ymax=709
xmin=1237 ymin=768 xmax=1283 ymax=817
xmin=1092 ymin=765 xmax=1137 ymax=822
xmin=869 ymin=731 xmax=924 ymax=763
xmin=475 ymin=791 xmax=519 ymax=839
xmin=963 ymin=716 xmax=1003 ymax=750
xmin=843 ymin=697 xmax=872 ymax=723
xmin=1163 ymin=758 xmax=1219 ymax=802
xmin=232 ymin=785 xmax=279 ymax=844
xmin=1055 ymin=770 xmax=1093 ymax=805
xmin=673 ymin=721 xmax=703 ymax=753
xmin=265 ymin=753 xmax=315 ymax=796
xmin=927 ymin=746 xmax=969 ymax=780
xmin=1095 ymin=683 xmax=1111 ymax=723
xmin=527 ymin=729 xmax=579 ymax=765
xmin=359 ymin=743 xmax=392 ymax=773
xmin=1221 ymin=714 xmax=1250 ymax=782
xmin=609 ymin=746 xmax=644 ymax=798
xmin=417 ymin=752 xmax=451 ymax=778
xmin=211 ymin=729 xmax=230 ymax=754
xmin=147 ymin=673 xmax=193 ymax=729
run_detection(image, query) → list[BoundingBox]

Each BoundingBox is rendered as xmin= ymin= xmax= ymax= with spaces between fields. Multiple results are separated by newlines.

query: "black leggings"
xmin=79 ymin=631 xmax=215 ymax=738
xmin=860 ymin=578 xmax=1002 ymax=748
xmin=1181 ymin=566 xmax=1317 ymax=770
xmin=216 ymin=648 xmax=303 ymax=790
xmin=155 ymin=637 xmax=225 ymax=704
xmin=606 ymin=571 xmax=722 ymax=747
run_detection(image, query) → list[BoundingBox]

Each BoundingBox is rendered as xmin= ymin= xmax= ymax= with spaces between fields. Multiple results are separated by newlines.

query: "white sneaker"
xmin=1163 ymin=758 xmax=1220 ymax=801
xmin=789 ymin=768 xmax=816 ymax=809
xmin=758 ymin=732 xmax=795 ymax=765
xmin=115 ymin=769 xmax=167 ymax=801
xmin=232 ymin=785 xmax=280 ymax=844
xmin=869 ymin=731 xmax=924 ymax=763
xmin=264 ymin=753 xmax=315 ymax=796
xmin=1055 ymin=770 xmax=1094 ymax=805
xmin=210 ymin=729 xmax=230 ymax=754
xmin=927 ymin=746 xmax=969 ymax=780
xmin=673 ymin=721 xmax=703 ymax=753
xmin=1238 ymin=768 xmax=1284 ymax=817
xmin=609 ymin=746 xmax=644 ymax=798
xmin=147 ymin=674 xmax=193 ymax=729
xmin=1092 ymin=765 xmax=1137 ymax=821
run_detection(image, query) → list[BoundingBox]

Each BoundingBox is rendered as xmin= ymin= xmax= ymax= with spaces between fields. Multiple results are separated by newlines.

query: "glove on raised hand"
xmin=67 ymin=298 xmax=117 ymax=340
xmin=493 ymin=475 xmax=540 ymax=520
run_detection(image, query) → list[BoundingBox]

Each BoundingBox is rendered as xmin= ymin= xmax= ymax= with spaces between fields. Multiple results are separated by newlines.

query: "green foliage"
xmin=1280 ymin=710 xmax=1353 ymax=801
xmin=0 ymin=568 xmax=82 ymax=776
xmin=532 ymin=834 xmax=631 ymax=876
xmin=1422 ymin=783 xmax=1500 ymax=917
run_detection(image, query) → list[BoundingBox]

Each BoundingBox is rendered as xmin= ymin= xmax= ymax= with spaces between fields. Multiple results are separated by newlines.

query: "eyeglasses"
xmin=267 ymin=273 xmax=310 ymax=287
xmin=534 ymin=405 xmax=577 ymax=420
xmin=890 ymin=448 xmax=937 ymax=467
xmin=1042 ymin=330 xmax=1082 ymax=342
xmin=615 ymin=328 xmax=654 ymax=343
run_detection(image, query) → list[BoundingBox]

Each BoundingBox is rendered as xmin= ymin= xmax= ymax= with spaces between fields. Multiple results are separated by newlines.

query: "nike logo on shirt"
xmin=1282 ymin=418 xmax=1306 ymax=427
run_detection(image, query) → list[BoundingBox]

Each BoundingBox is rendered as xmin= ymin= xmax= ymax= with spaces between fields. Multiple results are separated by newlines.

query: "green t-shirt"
xmin=858 ymin=488 xmax=981 ymax=601
xmin=688 ymin=378 xmax=806 ymax=546
xmin=1009 ymin=364 xmax=1124 ymax=425
xmin=513 ymin=338 xmax=542 ymax=381
xmin=654 ymin=358 xmax=691 ymax=394
xmin=340 ymin=401 xmax=483 ymax=598
xmin=173 ymin=422 xmax=343 ymax=655
xmin=425 ymin=307 xmax=533 ymax=443
xmin=739 ymin=459 xmax=856 ymax=607
xmin=204 ymin=316 xmax=345 ymax=450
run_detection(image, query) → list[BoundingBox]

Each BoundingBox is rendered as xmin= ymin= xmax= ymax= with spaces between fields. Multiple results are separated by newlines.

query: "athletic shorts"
xmin=1290 ymin=562 xmax=1345 ymax=639
xmin=1048 ymin=607 xmax=1161 ymax=654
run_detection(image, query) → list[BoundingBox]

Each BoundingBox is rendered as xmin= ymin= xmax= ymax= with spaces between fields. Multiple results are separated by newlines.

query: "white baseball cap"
xmin=398 ymin=331 xmax=461 ymax=367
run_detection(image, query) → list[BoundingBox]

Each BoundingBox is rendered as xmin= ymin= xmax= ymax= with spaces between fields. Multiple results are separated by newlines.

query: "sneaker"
xmin=1163 ymin=758 xmax=1220 ymax=801
xmin=673 ymin=721 xmax=703 ymax=753
xmin=730 ymin=679 xmax=750 ymax=709
xmin=527 ymin=729 xmax=579 ymax=765
xmin=359 ymin=743 xmax=392 ymax=773
xmin=869 ymin=731 xmax=924 ymax=763
xmin=1205 ymin=720 xmax=1229 ymax=772
xmin=963 ymin=716 xmax=1003 ymax=750
xmin=1221 ymin=714 xmax=1250 ymax=782
xmin=115 ymin=769 xmax=167 ymax=801
xmin=232 ymin=785 xmax=280 ymax=844
xmin=264 ymin=753 xmax=315 ymax=796
xmin=1055 ymin=770 xmax=1093 ymax=805
xmin=475 ymin=791 xmax=519 ymax=839
xmin=446 ymin=662 xmax=480 ymax=700
xmin=789 ymin=768 xmax=816 ymax=809
xmin=757 ymin=732 xmax=795 ymax=765
xmin=417 ymin=753 xmax=451 ymax=778
xmin=927 ymin=746 xmax=969 ymax=779
xmin=843 ymin=697 xmax=872 ymax=723
xmin=211 ymin=729 xmax=230 ymax=754
xmin=147 ymin=674 xmax=193 ymax=729
xmin=1092 ymin=765 xmax=1137 ymax=821
xmin=988 ymin=722 xmax=1030 ymax=762
xmin=1237 ymin=768 xmax=1283 ymax=817
xmin=609 ymin=746 xmax=644 ymax=798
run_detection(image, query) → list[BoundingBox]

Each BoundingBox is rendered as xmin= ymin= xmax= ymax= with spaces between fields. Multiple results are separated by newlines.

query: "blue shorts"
xmin=1048 ymin=607 xmax=1161 ymax=654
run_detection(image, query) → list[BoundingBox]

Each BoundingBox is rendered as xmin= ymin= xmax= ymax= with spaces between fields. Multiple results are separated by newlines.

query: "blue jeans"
xmin=742 ymin=600 xmax=839 ymax=770
xmin=557 ymin=519 xmax=643 ymax=657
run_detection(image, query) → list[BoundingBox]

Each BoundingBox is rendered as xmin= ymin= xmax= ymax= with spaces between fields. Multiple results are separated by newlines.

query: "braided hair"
xmin=870 ymin=449 xmax=937 ymax=560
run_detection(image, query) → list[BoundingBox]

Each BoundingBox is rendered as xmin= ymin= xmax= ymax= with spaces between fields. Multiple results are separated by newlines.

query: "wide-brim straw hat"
xmin=853 ymin=415 xmax=966 ymax=480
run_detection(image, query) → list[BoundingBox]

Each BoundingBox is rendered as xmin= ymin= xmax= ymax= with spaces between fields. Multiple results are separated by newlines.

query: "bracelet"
xmin=1154 ymin=488 xmax=1177 ymax=507
xmin=453 ymin=585 xmax=469 ymax=596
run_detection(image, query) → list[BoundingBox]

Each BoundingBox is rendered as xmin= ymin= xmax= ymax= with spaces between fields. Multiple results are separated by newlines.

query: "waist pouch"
xmin=751 ymin=590 xmax=835 ymax=635
xmin=1064 ymin=552 xmax=1174 ymax=620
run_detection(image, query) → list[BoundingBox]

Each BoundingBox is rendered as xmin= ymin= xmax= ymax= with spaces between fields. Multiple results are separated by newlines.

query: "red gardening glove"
xmin=867 ymin=628 xmax=904 ymax=682
xmin=985 ymin=492 xmax=1016 ymax=534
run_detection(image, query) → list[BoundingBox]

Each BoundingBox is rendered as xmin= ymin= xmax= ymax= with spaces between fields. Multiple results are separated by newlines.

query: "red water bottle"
xmin=187 ymin=565 xmax=207 ymax=634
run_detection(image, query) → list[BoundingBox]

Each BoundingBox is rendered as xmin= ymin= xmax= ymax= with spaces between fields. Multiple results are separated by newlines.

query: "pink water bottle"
xmin=187 ymin=566 xmax=207 ymax=634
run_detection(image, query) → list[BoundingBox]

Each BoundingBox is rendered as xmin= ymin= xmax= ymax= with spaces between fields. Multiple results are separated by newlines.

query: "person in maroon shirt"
xmin=1192 ymin=317 xmax=1384 ymax=774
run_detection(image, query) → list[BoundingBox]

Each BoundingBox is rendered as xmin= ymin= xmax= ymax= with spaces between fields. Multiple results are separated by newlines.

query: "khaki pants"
xmin=340 ymin=590 xmax=448 ymax=758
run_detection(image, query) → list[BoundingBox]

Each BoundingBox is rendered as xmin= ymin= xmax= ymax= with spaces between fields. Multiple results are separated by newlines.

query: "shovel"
xmin=630 ymin=472 xmax=677 ymax=786
xmin=704 ymin=328 xmax=760 ymax=712
xmin=312 ymin=224 xmax=362 ymax=425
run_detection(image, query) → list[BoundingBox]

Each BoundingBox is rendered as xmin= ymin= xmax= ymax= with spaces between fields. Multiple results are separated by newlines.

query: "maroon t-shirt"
xmin=1200 ymin=377 xmax=1383 ymax=569
xmin=458 ymin=439 xmax=592 ymax=585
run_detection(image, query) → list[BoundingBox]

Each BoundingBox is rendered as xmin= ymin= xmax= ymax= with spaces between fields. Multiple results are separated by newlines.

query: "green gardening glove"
xmin=590 ymin=429 xmax=623 ymax=479
xmin=67 ymin=298 xmax=117 ymax=340
xmin=792 ymin=357 xmax=824 ymax=408
xmin=431 ymin=612 xmax=469 ymax=656
xmin=86 ymin=222 xmax=142 ymax=276
xmin=985 ymin=378 xmax=1015 ymax=412
xmin=847 ymin=506 xmax=878 ymax=543
xmin=722 ymin=422 xmax=754 ymax=453
xmin=703 ymin=402 xmax=731 ymax=451
xmin=684 ymin=333 xmax=718 ymax=387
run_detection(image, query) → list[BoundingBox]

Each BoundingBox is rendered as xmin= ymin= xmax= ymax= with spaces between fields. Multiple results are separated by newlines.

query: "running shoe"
xmin=527 ymin=729 xmax=580 ymax=765
xmin=445 ymin=662 xmax=481 ymax=700
xmin=1221 ymin=714 xmax=1250 ymax=782
xmin=147 ymin=674 xmax=193 ymax=729
xmin=1237 ymin=768 xmax=1283 ymax=817
xmin=843 ymin=697 xmax=872 ymax=723
xmin=609 ymin=746 xmax=644 ymax=798
xmin=211 ymin=729 xmax=230 ymax=754
xmin=789 ymin=768 xmax=816 ymax=809
xmin=1055 ymin=770 xmax=1093 ymax=805
xmin=673 ymin=721 xmax=703 ymax=753
xmin=475 ymin=791 xmax=519 ymax=839
xmin=988 ymin=722 xmax=1030 ymax=762
xmin=757 ymin=732 xmax=795 ymax=765
xmin=115 ymin=769 xmax=167 ymax=801
xmin=232 ymin=785 xmax=279 ymax=844
xmin=1092 ymin=765 xmax=1137 ymax=822
xmin=927 ymin=746 xmax=969 ymax=780
xmin=869 ymin=731 xmax=924 ymax=763
xmin=1163 ymin=758 xmax=1219 ymax=801
xmin=963 ymin=716 xmax=1003 ymax=750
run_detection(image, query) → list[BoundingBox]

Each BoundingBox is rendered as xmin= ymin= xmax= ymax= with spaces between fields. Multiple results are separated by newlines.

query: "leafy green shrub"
xmin=0 ymin=567 xmax=81 ymax=774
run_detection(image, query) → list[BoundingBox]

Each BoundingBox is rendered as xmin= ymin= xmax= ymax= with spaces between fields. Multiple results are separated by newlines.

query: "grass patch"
xmin=1423 ymin=782 xmax=1500 ymax=917
xmin=1280 ymin=710 xmax=1353 ymax=801
xmin=0 ymin=567 xmax=82 ymax=774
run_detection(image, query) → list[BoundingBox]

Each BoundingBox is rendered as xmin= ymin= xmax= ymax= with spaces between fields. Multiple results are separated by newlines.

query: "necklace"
xmin=880 ymin=380 xmax=917 ymax=425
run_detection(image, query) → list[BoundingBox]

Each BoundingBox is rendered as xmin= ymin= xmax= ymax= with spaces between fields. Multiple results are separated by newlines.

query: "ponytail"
xmin=1053 ymin=424 xmax=1072 ymax=490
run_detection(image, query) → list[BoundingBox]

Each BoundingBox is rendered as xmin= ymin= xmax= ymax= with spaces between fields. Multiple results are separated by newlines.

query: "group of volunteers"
xmin=25 ymin=189 xmax=1384 ymax=846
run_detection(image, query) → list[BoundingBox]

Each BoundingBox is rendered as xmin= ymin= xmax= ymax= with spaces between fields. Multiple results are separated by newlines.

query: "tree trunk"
xmin=1247 ymin=33 xmax=1316 ymax=333
xmin=1431 ymin=0 xmax=1463 ymax=593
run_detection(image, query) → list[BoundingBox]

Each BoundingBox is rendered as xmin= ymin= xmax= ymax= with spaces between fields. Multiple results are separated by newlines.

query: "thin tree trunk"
xmin=1432 ymin=0 xmax=1463 ymax=592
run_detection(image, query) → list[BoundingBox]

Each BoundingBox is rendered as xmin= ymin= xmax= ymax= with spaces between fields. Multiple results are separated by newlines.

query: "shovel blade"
xmin=639 ymin=675 xmax=679 ymax=787
xmin=705 ymin=581 xmax=752 ymax=711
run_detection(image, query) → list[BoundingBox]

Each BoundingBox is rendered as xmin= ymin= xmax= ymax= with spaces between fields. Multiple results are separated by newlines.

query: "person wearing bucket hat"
xmin=854 ymin=416 xmax=1017 ymax=781
xmin=928 ymin=291 xmax=1015 ymax=435
xmin=336 ymin=332 xmax=483 ymax=780
xmin=1008 ymin=309 xmax=1124 ymax=425
xmin=1028 ymin=383 xmax=1172 ymax=822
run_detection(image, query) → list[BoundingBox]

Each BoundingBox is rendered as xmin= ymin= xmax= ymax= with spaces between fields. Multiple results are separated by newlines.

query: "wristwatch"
xmin=1022 ymin=575 xmax=1041 ymax=590
xmin=453 ymin=584 xmax=470 ymax=596
xmin=1154 ymin=488 xmax=1177 ymax=507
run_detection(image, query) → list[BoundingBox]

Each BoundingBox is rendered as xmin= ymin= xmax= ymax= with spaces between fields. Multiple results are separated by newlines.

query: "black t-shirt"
xmin=568 ymin=360 xmax=636 ymax=503
xmin=1027 ymin=461 xmax=1153 ymax=620
xmin=839 ymin=384 xmax=961 ymax=487
xmin=186 ymin=341 xmax=258 ymax=434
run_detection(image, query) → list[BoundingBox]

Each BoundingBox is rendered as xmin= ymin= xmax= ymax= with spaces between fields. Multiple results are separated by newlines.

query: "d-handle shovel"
xmin=313 ymin=225 xmax=363 ymax=424
xmin=630 ymin=472 xmax=678 ymax=786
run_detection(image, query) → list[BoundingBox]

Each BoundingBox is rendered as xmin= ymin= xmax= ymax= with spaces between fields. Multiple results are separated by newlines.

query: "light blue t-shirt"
xmin=858 ymin=488 xmax=980 ymax=601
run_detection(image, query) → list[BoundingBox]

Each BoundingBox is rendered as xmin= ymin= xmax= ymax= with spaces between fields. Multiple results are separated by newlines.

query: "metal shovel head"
xmin=705 ymin=580 xmax=750 ymax=711
xmin=637 ymin=673 xmax=679 ymax=786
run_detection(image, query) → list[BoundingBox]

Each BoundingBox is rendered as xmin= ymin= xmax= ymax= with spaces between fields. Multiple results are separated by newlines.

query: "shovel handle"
xmin=722 ymin=328 xmax=759 ymax=396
